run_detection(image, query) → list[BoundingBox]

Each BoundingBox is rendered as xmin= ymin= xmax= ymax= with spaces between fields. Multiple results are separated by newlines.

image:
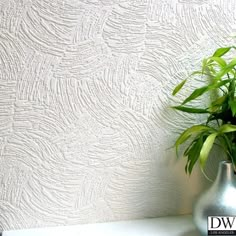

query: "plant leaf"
xmin=185 ymin=134 xmax=205 ymax=174
xmin=172 ymin=106 xmax=208 ymax=114
xmin=175 ymin=125 xmax=212 ymax=156
xmin=172 ymin=79 xmax=187 ymax=95
xmin=181 ymin=79 xmax=230 ymax=105
xmin=190 ymin=70 xmax=209 ymax=77
xmin=229 ymin=100 xmax=236 ymax=116
xmin=211 ymin=95 xmax=227 ymax=106
xmin=214 ymin=59 xmax=236 ymax=81
xmin=182 ymin=86 xmax=209 ymax=105
xmin=202 ymin=58 xmax=208 ymax=73
xmin=227 ymin=58 xmax=236 ymax=68
xmin=213 ymin=47 xmax=231 ymax=57
xmin=207 ymin=56 xmax=227 ymax=67
xmin=219 ymin=124 xmax=236 ymax=133
xmin=231 ymin=144 xmax=236 ymax=169
xmin=199 ymin=133 xmax=218 ymax=169
xmin=208 ymin=95 xmax=227 ymax=112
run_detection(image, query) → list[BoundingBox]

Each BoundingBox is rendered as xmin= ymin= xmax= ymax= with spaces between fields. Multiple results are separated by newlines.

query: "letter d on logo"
xmin=210 ymin=217 xmax=221 ymax=229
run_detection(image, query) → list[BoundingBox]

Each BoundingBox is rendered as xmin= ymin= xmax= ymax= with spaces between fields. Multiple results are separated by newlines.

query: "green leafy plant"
xmin=172 ymin=46 xmax=236 ymax=175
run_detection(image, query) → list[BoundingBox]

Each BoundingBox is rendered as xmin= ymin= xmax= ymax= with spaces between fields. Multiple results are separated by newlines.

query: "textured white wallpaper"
xmin=0 ymin=0 xmax=235 ymax=231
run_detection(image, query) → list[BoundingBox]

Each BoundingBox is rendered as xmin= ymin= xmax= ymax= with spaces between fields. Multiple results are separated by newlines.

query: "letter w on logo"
xmin=221 ymin=217 xmax=236 ymax=229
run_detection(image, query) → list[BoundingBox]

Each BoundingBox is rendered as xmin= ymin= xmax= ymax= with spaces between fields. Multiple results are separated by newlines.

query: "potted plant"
xmin=172 ymin=46 xmax=236 ymax=236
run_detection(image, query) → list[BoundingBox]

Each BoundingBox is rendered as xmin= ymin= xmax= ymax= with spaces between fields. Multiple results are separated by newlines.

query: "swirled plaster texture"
xmin=0 ymin=0 xmax=235 ymax=231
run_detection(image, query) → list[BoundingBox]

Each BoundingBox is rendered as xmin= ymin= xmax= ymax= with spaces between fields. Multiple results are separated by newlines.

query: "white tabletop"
xmin=3 ymin=215 xmax=200 ymax=236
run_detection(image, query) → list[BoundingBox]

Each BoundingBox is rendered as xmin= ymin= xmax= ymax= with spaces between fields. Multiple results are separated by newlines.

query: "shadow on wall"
xmin=156 ymin=149 xmax=211 ymax=216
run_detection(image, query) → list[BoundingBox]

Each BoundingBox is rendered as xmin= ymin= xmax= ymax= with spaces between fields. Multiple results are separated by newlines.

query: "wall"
xmin=0 ymin=0 xmax=235 ymax=231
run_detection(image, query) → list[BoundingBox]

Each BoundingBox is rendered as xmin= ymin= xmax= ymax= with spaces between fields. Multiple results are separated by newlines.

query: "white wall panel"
xmin=0 ymin=0 xmax=235 ymax=231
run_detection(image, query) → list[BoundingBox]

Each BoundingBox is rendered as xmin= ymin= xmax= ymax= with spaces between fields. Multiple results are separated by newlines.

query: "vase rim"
xmin=219 ymin=160 xmax=233 ymax=168
xmin=220 ymin=160 xmax=232 ymax=164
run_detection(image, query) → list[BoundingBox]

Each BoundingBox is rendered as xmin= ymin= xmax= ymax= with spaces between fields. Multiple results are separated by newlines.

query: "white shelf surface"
xmin=3 ymin=215 xmax=200 ymax=236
